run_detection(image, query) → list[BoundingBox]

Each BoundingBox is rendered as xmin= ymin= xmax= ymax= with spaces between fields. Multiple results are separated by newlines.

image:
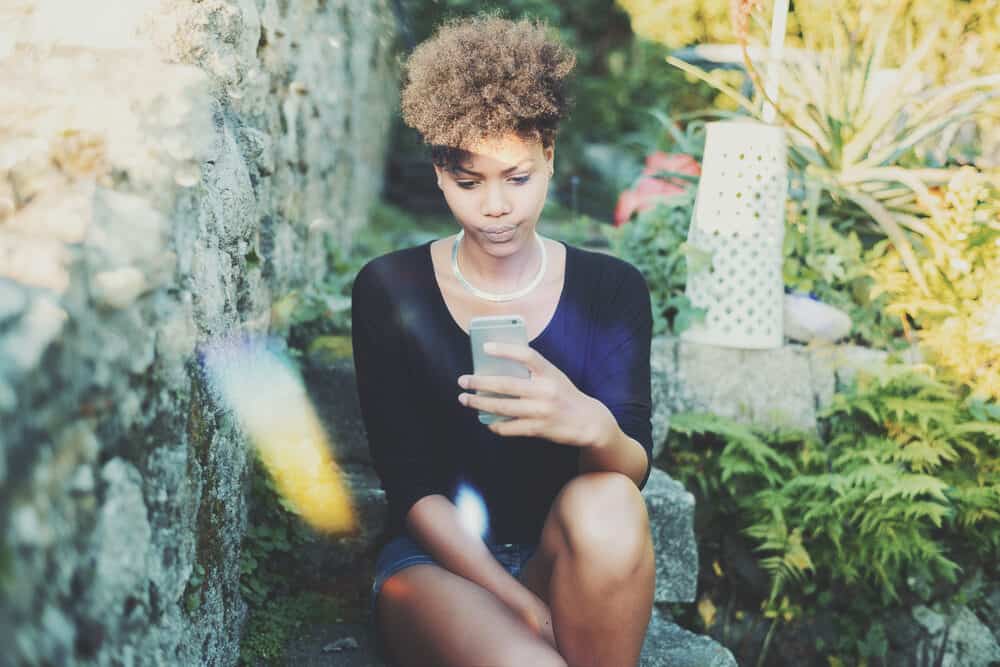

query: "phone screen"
xmin=469 ymin=316 xmax=529 ymax=424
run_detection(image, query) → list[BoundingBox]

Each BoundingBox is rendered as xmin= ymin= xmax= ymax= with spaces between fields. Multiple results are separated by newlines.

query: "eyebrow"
xmin=451 ymin=159 xmax=535 ymax=177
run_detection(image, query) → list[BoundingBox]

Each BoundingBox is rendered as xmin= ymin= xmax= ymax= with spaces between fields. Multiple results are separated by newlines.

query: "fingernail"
xmin=458 ymin=393 xmax=468 ymax=405
xmin=458 ymin=376 xmax=468 ymax=388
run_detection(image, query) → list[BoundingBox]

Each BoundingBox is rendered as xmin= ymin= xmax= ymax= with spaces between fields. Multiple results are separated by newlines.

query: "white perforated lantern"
xmin=681 ymin=121 xmax=788 ymax=349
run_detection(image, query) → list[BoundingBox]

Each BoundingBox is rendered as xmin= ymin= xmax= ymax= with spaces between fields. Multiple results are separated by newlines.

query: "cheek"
xmin=441 ymin=187 xmax=469 ymax=209
xmin=527 ymin=182 xmax=549 ymax=207
xmin=442 ymin=191 xmax=481 ymax=221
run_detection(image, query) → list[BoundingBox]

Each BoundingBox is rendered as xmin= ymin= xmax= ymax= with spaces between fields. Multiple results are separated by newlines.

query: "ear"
xmin=543 ymin=142 xmax=555 ymax=174
xmin=433 ymin=164 xmax=444 ymax=189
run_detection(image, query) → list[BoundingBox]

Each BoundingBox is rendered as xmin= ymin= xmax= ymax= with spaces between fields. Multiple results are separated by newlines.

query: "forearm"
xmin=405 ymin=494 xmax=532 ymax=609
xmin=578 ymin=397 xmax=649 ymax=487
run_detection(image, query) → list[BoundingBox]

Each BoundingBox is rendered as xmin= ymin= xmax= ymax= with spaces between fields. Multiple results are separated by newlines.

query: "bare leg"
xmin=377 ymin=563 xmax=568 ymax=667
xmin=520 ymin=472 xmax=655 ymax=667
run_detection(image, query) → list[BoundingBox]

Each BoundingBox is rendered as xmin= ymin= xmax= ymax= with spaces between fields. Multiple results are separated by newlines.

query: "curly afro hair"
xmin=399 ymin=13 xmax=576 ymax=171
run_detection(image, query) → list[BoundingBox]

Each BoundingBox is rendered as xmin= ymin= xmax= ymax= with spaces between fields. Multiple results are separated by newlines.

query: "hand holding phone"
xmin=468 ymin=315 xmax=530 ymax=424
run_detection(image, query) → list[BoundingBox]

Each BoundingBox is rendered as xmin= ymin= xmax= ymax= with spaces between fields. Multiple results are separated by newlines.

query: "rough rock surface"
xmin=643 ymin=467 xmax=698 ymax=604
xmin=641 ymin=607 xmax=738 ymax=667
xmin=887 ymin=604 xmax=1000 ymax=667
xmin=0 ymin=1 xmax=397 ymax=664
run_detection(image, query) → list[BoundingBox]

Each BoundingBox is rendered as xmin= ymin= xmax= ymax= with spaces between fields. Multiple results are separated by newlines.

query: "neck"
xmin=456 ymin=231 xmax=542 ymax=292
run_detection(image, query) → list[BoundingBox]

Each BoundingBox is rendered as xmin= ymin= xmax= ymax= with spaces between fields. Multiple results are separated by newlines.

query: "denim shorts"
xmin=369 ymin=535 xmax=538 ymax=657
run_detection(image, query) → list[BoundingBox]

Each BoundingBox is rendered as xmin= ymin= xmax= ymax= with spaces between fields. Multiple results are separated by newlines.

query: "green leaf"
xmin=846 ymin=190 xmax=929 ymax=295
xmin=949 ymin=422 xmax=1000 ymax=442
xmin=863 ymin=474 xmax=949 ymax=503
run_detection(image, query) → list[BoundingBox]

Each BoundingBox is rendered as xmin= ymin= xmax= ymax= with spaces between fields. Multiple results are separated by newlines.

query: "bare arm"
xmin=405 ymin=494 xmax=537 ymax=612
xmin=578 ymin=398 xmax=650 ymax=487
xmin=405 ymin=494 xmax=556 ymax=647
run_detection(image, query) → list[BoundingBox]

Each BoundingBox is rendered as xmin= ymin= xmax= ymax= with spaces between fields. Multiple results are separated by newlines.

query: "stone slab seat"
xmin=284 ymin=606 xmax=737 ymax=666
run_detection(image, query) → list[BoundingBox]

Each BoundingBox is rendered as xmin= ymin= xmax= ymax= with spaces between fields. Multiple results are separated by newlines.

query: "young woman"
xmin=351 ymin=14 xmax=655 ymax=667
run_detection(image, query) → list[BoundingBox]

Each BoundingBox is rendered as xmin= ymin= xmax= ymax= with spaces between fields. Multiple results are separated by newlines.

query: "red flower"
xmin=643 ymin=151 xmax=700 ymax=175
xmin=613 ymin=152 xmax=701 ymax=226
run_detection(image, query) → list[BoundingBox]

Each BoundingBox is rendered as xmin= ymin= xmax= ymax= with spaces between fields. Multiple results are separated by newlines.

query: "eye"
xmin=510 ymin=175 xmax=530 ymax=185
xmin=455 ymin=181 xmax=478 ymax=189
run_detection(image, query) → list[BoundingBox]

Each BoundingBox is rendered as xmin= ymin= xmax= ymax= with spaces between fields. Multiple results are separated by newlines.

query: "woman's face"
xmin=433 ymin=133 xmax=553 ymax=256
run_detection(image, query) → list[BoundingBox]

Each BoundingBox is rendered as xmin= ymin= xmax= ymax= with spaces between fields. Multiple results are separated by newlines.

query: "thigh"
xmin=377 ymin=564 xmax=565 ymax=667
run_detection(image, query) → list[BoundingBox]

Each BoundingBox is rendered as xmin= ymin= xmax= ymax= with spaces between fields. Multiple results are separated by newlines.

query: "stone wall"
xmin=0 ymin=1 xmax=397 ymax=665
xmin=649 ymin=336 xmax=901 ymax=457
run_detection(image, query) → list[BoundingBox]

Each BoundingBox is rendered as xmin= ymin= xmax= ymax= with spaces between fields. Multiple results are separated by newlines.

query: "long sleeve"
xmin=583 ymin=262 xmax=654 ymax=489
xmin=350 ymin=261 xmax=451 ymax=531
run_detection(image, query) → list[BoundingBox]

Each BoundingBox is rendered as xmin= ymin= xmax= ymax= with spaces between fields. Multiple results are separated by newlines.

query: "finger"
xmin=482 ymin=342 xmax=548 ymax=375
xmin=488 ymin=417 xmax=543 ymax=438
xmin=460 ymin=393 xmax=545 ymax=419
xmin=459 ymin=374 xmax=534 ymax=397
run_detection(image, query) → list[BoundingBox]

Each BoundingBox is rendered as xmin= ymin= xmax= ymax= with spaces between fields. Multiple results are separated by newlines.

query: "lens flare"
xmin=454 ymin=483 xmax=488 ymax=540
xmin=202 ymin=337 xmax=355 ymax=535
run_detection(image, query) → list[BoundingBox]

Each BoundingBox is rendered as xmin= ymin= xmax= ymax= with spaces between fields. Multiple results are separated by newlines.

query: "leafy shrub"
xmin=869 ymin=168 xmax=1000 ymax=400
xmin=663 ymin=365 xmax=1000 ymax=661
xmin=617 ymin=0 xmax=1000 ymax=87
xmin=664 ymin=3 xmax=1000 ymax=293
xmin=782 ymin=202 xmax=907 ymax=349
xmin=610 ymin=190 xmax=708 ymax=335
xmin=616 ymin=0 xmax=735 ymax=49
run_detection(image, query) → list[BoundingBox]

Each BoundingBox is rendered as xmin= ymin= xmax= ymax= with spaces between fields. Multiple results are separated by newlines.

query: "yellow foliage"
xmin=697 ymin=594 xmax=718 ymax=628
xmin=711 ymin=70 xmax=744 ymax=110
xmin=617 ymin=0 xmax=733 ymax=49
xmin=870 ymin=168 xmax=1000 ymax=400
xmin=616 ymin=0 xmax=1000 ymax=84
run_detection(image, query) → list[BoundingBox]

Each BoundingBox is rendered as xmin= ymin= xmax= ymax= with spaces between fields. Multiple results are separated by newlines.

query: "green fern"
xmin=745 ymin=510 xmax=815 ymax=603
xmin=661 ymin=364 xmax=999 ymax=611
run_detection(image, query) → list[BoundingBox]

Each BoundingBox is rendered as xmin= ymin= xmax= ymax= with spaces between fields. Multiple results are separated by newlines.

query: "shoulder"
xmin=353 ymin=241 xmax=431 ymax=296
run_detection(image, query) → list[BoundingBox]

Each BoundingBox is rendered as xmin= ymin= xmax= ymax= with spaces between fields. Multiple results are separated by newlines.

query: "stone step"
xmin=642 ymin=467 xmax=698 ymax=604
xmin=641 ymin=607 xmax=738 ymax=667
xmin=282 ymin=606 xmax=736 ymax=666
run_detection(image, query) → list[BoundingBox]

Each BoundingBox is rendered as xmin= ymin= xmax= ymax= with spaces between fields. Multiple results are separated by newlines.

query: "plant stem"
xmin=755 ymin=617 xmax=780 ymax=667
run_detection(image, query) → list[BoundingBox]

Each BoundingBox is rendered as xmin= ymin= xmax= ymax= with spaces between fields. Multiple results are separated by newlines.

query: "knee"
xmin=554 ymin=472 xmax=651 ymax=569
xmin=378 ymin=572 xmax=414 ymax=609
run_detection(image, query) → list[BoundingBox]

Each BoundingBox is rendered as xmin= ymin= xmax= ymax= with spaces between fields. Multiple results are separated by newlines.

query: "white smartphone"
xmin=469 ymin=315 xmax=530 ymax=424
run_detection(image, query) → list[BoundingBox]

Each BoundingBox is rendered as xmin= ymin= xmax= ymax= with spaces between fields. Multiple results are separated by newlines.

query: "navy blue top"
xmin=350 ymin=239 xmax=653 ymax=544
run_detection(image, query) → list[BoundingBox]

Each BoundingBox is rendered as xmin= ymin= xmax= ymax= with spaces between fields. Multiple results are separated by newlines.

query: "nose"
xmin=481 ymin=181 xmax=512 ymax=218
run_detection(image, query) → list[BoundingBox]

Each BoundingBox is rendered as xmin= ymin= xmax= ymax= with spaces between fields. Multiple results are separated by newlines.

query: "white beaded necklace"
xmin=451 ymin=229 xmax=547 ymax=302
